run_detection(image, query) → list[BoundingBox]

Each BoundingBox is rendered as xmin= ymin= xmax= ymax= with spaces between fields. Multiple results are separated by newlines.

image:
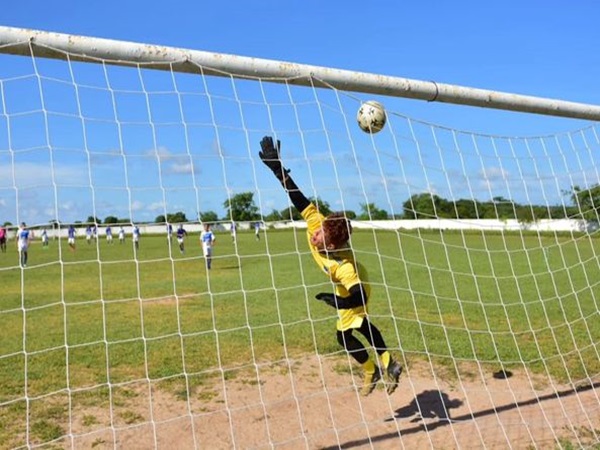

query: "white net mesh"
xmin=1 ymin=40 xmax=599 ymax=449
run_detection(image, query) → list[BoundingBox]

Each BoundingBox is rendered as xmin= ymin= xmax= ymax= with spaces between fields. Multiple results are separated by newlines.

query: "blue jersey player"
xmin=68 ymin=225 xmax=77 ymax=251
xmin=176 ymin=224 xmax=187 ymax=254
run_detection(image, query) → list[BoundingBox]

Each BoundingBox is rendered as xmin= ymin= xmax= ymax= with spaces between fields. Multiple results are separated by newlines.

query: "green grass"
xmin=1 ymin=228 xmax=600 ymax=447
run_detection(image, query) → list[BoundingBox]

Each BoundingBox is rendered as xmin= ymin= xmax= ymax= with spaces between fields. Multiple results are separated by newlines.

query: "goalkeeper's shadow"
xmin=386 ymin=389 xmax=462 ymax=423
xmin=326 ymin=380 xmax=600 ymax=449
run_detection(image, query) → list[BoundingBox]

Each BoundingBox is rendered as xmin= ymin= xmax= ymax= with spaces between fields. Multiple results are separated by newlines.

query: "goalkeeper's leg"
xmin=355 ymin=319 xmax=402 ymax=395
xmin=337 ymin=329 xmax=381 ymax=396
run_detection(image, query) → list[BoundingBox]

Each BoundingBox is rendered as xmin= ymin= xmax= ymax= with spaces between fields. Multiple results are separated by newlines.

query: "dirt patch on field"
xmin=65 ymin=356 xmax=600 ymax=449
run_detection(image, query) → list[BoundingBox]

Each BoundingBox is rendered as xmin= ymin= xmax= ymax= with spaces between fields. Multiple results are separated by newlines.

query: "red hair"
xmin=323 ymin=213 xmax=352 ymax=248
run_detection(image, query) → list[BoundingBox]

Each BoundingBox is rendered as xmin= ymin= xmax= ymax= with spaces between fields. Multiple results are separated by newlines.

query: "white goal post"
xmin=1 ymin=26 xmax=600 ymax=450
xmin=2 ymin=26 xmax=600 ymax=120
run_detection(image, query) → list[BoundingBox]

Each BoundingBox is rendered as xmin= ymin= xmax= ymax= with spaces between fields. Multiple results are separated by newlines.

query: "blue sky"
xmin=1 ymin=1 xmax=600 ymax=225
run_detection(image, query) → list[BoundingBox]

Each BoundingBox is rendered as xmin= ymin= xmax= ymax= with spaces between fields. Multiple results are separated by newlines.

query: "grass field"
xmin=1 ymin=227 xmax=600 ymax=446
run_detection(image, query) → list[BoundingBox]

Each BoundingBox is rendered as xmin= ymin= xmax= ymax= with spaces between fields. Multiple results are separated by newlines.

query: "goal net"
xmin=1 ymin=28 xmax=600 ymax=449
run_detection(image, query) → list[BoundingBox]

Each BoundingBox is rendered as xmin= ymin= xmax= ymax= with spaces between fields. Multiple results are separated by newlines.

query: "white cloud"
xmin=153 ymin=146 xmax=174 ymax=160
xmin=480 ymin=166 xmax=508 ymax=181
xmin=59 ymin=200 xmax=77 ymax=212
xmin=89 ymin=149 xmax=123 ymax=165
xmin=131 ymin=200 xmax=144 ymax=211
xmin=142 ymin=146 xmax=199 ymax=175
xmin=147 ymin=201 xmax=165 ymax=212
xmin=0 ymin=162 xmax=88 ymax=188
xmin=478 ymin=166 xmax=510 ymax=194
xmin=167 ymin=162 xmax=196 ymax=174
xmin=261 ymin=199 xmax=276 ymax=210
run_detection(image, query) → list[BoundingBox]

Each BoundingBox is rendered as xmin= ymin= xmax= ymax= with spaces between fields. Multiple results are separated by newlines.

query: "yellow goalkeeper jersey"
xmin=301 ymin=203 xmax=371 ymax=331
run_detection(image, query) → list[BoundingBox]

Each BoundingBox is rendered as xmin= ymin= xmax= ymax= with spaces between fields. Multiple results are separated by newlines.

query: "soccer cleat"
xmin=360 ymin=366 xmax=382 ymax=397
xmin=385 ymin=360 xmax=403 ymax=395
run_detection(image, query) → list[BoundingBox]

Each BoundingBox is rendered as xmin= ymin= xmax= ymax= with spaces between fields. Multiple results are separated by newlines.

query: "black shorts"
xmin=0 ymin=237 xmax=5 ymax=245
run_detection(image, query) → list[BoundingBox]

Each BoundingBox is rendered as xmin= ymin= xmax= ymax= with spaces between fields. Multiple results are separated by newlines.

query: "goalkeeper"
xmin=259 ymin=136 xmax=402 ymax=396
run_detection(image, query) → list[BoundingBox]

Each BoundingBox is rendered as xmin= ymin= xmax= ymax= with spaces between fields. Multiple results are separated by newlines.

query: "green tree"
xmin=570 ymin=184 xmax=600 ymax=220
xmin=343 ymin=210 xmax=357 ymax=220
xmin=308 ymin=197 xmax=332 ymax=216
xmin=104 ymin=215 xmax=119 ymax=224
xmin=530 ymin=206 xmax=549 ymax=220
xmin=280 ymin=206 xmax=302 ymax=221
xmin=453 ymin=199 xmax=479 ymax=219
xmin=477 ymin=201 xmax=497 ymax=219
xmin=199 ymin=211 xmax=219 ymax=223
xmin=515 ymin=206 xmax=535 ymax=224
xmin=403 ymin=193 xmax=439 ymax=219
xmin=86 ymin=216 xmax=101 ymax=224
xmin=548 ymin=205 xmax=570 ymax=219
xmin=167 ymin=211 xmax=188 ymax=223
xmin=359 ymin=203 xmax=388 ymax=220
xmin=490 ymin=197 xmax=517 ymax=219
xmin=155 ymin=214 xmax=166 ymax=223
xmin=223 ymin=192 xmax=259 ymax=221
xmin=264 ymin=209 xmax=283 ymax=222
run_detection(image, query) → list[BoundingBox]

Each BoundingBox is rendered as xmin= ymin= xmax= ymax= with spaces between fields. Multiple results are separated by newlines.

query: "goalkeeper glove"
xmin=315 ymin=292 xmax=337 ymax=308
xmin=259 ymin=136 xmax=290 ymax=180
xmin=315 ymin=292 xmax=355 ymax=310
xmin=315 ymin=284 xmax=368 ymax=310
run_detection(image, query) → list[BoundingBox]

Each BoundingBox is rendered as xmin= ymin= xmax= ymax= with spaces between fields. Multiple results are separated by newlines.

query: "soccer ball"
xmin=357 ymin=100 xmax=387 ymax=134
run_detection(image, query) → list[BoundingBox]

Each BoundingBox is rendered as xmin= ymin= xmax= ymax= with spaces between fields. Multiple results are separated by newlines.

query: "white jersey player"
xmin=200 ymin=223 xmax=216 ymax=270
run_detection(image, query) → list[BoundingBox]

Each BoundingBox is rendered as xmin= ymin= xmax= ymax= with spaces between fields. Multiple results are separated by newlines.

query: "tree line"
xmin=5 ymin=184 xmax=597 ymax=227
xmin=404 ymin=186 xmax=599 ymax=221
xmin=210 ymin=188 xmax=599 ymax=223
xmin=160 ymin=193 xmax=389 ymax=224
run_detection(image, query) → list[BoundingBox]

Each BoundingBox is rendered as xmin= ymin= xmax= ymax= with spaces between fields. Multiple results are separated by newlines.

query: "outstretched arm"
xmin=259 ymin=136 xmax=310 ymax=213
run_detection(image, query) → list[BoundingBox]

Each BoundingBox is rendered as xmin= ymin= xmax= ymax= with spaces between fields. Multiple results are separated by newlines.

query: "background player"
xmin=118 ymin=226 xmax=125 ymax=244
xmin=85 ymin=225 xmax=93 ymax=245
xmin=41 ymin=228 xmax=49 ymax=248
xmin=132 ymin=225 xmax=140 ymax=250
xmin=106 ymin=226 xmax=113 ymax=244
xmin=254 ymin=221 xmax=261 ymax=241
xmin=0 ymin=224 xmax=6 ymax=253
xmin=200 ymin=223 xmax=216 ymax=270
xmin=68 ymin=225 xmax=77 ymax=251
xmin=17 ymin=222 xmax=31 ymax=267
xmin=230 ymin=221 xmax=237 ymax=243
xmin=259 ymin=135 xmax=402 ymax=396
xmin=176 ymin=224 xmax=187 ymax=254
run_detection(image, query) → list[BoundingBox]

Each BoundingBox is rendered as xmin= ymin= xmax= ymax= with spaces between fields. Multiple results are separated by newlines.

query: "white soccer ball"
xmin=357 ymin=100 xmax=387 ymax=134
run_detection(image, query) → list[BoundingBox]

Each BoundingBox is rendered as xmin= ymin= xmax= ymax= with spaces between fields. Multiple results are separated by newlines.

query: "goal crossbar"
xmin=1 ymin=25 xmax=600 ymax=121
